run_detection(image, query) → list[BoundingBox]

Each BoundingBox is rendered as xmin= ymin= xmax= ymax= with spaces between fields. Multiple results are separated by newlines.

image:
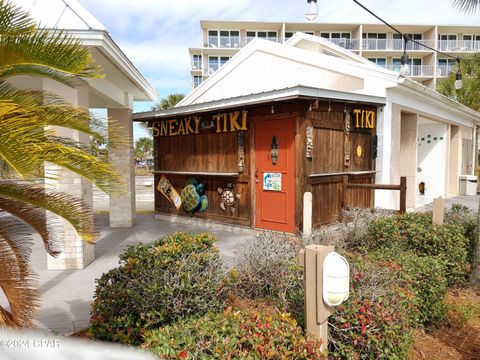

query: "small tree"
xmin=135 ymin=137 xmax=153 ymax=162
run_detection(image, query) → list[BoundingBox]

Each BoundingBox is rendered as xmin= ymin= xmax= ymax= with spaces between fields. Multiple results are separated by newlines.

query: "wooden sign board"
xmin=352 ymin=109 xmax=375 ymax=130
xmin=152 ymin=110 xmax=248 ymax=137
xmin=157 ymin=175 xmax=182 ymax=209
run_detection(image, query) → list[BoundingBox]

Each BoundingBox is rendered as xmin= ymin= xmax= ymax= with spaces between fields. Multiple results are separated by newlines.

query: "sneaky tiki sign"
xmin=352 ymin=109 xmax=375 ymax=129
xmin=152 ymin=110 xmax=248 ymax=137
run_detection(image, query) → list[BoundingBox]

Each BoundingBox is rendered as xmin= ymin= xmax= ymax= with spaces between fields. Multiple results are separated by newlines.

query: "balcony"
xmin=328 ymin=38 xmax=360 ymax=50
xmin=191 ymin=60 xmax=202 ymax=71
xmin=363 ymin=39 xmax=435 ymax=51
xmin=438 ymin=40 xmax=480 ymax=52
xmin=436 ymin=65 xmax=455 ymax=77
xmin=387 ymin=64 xmax=435 ymax=77
xmin=204 ymin=36 xmax=281 ymax=49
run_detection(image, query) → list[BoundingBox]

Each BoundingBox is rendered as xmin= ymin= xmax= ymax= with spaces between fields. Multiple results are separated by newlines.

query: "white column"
xmin=43 ymin=79 xmax=94 ymax=270
xmin=107 ymin=107 xmax=136 ymax=227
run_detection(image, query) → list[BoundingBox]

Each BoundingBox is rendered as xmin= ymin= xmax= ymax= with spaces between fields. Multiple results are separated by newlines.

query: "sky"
xmin=78 ymin=0 xmax=480 ymax=140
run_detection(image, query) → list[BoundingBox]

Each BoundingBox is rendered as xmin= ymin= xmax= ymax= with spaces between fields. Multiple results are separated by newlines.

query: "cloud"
xmin=79 ymin=0 xmax=480 ymax=101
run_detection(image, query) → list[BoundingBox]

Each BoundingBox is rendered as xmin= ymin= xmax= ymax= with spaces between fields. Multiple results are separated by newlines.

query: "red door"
xmin=255 ymin=118 xmax=295 ymax=233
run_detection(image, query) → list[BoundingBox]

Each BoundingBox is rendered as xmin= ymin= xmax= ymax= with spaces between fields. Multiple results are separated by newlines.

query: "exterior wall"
xmin=190 ymin=21 xmax=480 ymax=90
xmin=400 ymin=113 xmax=418 ymax=209
xmin=416 ymin=121 xmax=448 ymax=205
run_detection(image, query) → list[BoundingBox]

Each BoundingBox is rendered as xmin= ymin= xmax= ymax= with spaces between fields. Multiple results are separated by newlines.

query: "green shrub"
xmin=445 ymin=204 xmax=477 ymax=263
xmin=368 ymin=213 xmax=469 ymax=285
xmin=372 ymin=250 xmax=448 ymax=327
xmin=306 ymin=208 xmax=394 ymax=251
xmin=231 ymin=232 xmax=305 ymax=326
xmin=328 ymin=253 xmax=417 ymax=359
xmin=89 ymin=232 xmax=226 ymax=345
xmin=143 ymin=303 xmax=325 ymax=359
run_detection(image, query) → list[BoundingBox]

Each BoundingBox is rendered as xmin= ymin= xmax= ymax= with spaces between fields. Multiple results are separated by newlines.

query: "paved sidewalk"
xmin=416 ymin=194 xmax=479 ymax=212
xmin=30 ymin=214 xmax=254 ymax=334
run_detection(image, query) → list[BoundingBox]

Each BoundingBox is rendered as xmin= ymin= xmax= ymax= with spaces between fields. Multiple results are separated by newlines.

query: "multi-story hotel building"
xmin=189 ymin=20 xmax=480 ymax=90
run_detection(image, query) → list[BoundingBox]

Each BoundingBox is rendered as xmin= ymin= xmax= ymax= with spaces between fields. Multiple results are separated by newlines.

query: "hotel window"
xmin=246 ymin=31 xmax=277 ymax=44
xmin=208 ymin=56 xmax=219 ymax=74
xmin=208 ymin=30 xmax=240 ymax=48
xmin=219 ymin=30 xmax=240 ymax=48
xmin=192 ymin=54 xmax=202 ymax=70
xmin=367 ymin=58 xmax=387 ymax=68
xmin=362 ymin=32 xmax=387 ymax=50
xmin=321 ymin=32 xmax=352 ymax=48
xmin=285 ymin=31 xmax=294 ymax=39
xmin=208 ymin=30 xmax=218 ymax=47
xmin=207 ymin=56 xmax=230 ymax=75
xmin=461 ymin=34 xmax=480 ymax=50
xmin=392 ymin=58 xmax=421 ymax=76
xmin=393 ymin=33 xmax=422 ymax=50
xmin=437 ymin=58 xmax=456 ymax=76
xmin=438 ymin=34 xmax=457 ymax=50
xmin=193 ymin=76 xmax=202 ymax=89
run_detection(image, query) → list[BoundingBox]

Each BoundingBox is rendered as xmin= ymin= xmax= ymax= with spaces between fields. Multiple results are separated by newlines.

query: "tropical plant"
xmin=437 ymin=53 xmax=480 ymax=111
xmin=153 ymin=93 xmax=185 ymax=111
xmin=139 ymin=93 xmax=185 ymax=135
xmin=0 ymin=0 xmax=121 ymax=327
xmin=135 ymin=137 xmax=153 ymax=161
xmin=452 ymin=0 xmax=480 ymax=13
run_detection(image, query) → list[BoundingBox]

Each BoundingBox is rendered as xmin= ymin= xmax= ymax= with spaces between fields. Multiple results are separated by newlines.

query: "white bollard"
xmin=303 ymin=192 xmax=313 ymax=237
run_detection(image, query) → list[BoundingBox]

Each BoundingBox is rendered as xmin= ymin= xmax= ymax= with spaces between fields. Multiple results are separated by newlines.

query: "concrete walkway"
xmin=31 ymin=214 xmax=254 ymax=334
xmin=416 ymin=194 xmax=479 ymax=212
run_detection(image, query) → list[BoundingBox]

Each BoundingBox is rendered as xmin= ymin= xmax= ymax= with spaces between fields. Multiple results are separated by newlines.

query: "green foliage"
xmin=231 ymin=232 xmax=305 ymax=326
xmin=328 ymin=253 xmax=417 ymax=359
xmin=0 ymin=0 xmax=120 ymax=327
xmin=135 ymin=137 xmax=153 ymax=161
xmin=142 ymin=304 xmax=325 ymax=359
xmin=153 ymin=93 xmax=185 ymax=111
xmin=372 ymin=250 xmax=448 ymax=327
xmin=445 ymin=204 xmax=477 ymax=263
xmin=368 ymin=212 xmax=470 ymax=285
xmin=437 ymin=53 xmax=480 ymax=111
xmin=89 ymin=232 xmax=227 ymax=345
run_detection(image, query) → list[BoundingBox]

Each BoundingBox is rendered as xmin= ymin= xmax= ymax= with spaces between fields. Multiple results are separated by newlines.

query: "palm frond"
xmin=0 ymin=1 xmax=36 ymax=36
xmin=451 ymin=0 xmax=480 ymax=13
xmin=0 ymin=180 xmax=96 ymax=243
xmin=0 ymin=28 xmax=102 ymax=84
xmin=0 ymin=81 xmax=125 ymax=148
xmin=0 ymin=214 xmax=39 ymax=327
xmin=0 ymin=195 xmax=61 ymax=256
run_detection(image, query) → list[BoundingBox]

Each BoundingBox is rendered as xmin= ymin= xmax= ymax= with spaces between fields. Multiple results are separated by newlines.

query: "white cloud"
xmin=79 ymin=0 xmax=480 ymax=101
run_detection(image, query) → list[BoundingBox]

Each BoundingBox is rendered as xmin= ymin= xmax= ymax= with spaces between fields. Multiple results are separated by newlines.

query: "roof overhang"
xmin=67 ymin=29 xmax=157 ymax=102
xmin=391 ymin=77 xmax=480 ymax=127
xmin=133 ymin=85 xmax=386 ymax=121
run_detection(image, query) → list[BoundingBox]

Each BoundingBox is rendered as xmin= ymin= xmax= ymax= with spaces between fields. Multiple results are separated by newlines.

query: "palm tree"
xmin=139 ymin=93 xmax=185 ymax=135
xmin=0 ymin=1 xmax=122 ymax=327
xmin=135 ymin=137 xmax=153 ymax=162
xmin=437 ymin=53 xmax=480 ymax=112
xmin=451 ymin=0 xmax=480 ymax=13
xmin=153 ymin=93 xmax=185 ymax=110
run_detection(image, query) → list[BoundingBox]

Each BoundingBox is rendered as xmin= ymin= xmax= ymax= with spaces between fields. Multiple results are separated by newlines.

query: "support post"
xmin=432 ymin=197 xmax=445 ymax=225
xmin=399 ymin=176 xmax=407 ymax=213
xmin=303 ymin=192 xmax=313 ymax=237
xmin=301 ymin=245 xmax=334 ymax=353
xmin=108 ymin=108 xmax=136 ymax=227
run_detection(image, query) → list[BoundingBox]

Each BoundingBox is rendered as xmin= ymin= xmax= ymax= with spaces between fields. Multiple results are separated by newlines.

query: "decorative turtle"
xmin=180 ymin=178 xmax=208 ymax=216
xmin=217 ymin=183 xmax=241 ymax=214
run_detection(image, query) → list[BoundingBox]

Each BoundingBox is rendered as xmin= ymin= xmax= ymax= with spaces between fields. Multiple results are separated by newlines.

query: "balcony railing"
xmin=328 ymin=38 xmax=360 ymax=50
xmin=436 ymin=65 xmax=456 ymax=77
xmin=387 ymin=64 xmax=435 ymax=77
xmin=205 ymin=36 xmax=281 ymax=48
xmin=438 ymin=40 xmax=480 ymax=51
xmin=191 ymin=60 xmax=202 ymax=71
xmin=363 ymin=39 xmax=435 ymax=51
